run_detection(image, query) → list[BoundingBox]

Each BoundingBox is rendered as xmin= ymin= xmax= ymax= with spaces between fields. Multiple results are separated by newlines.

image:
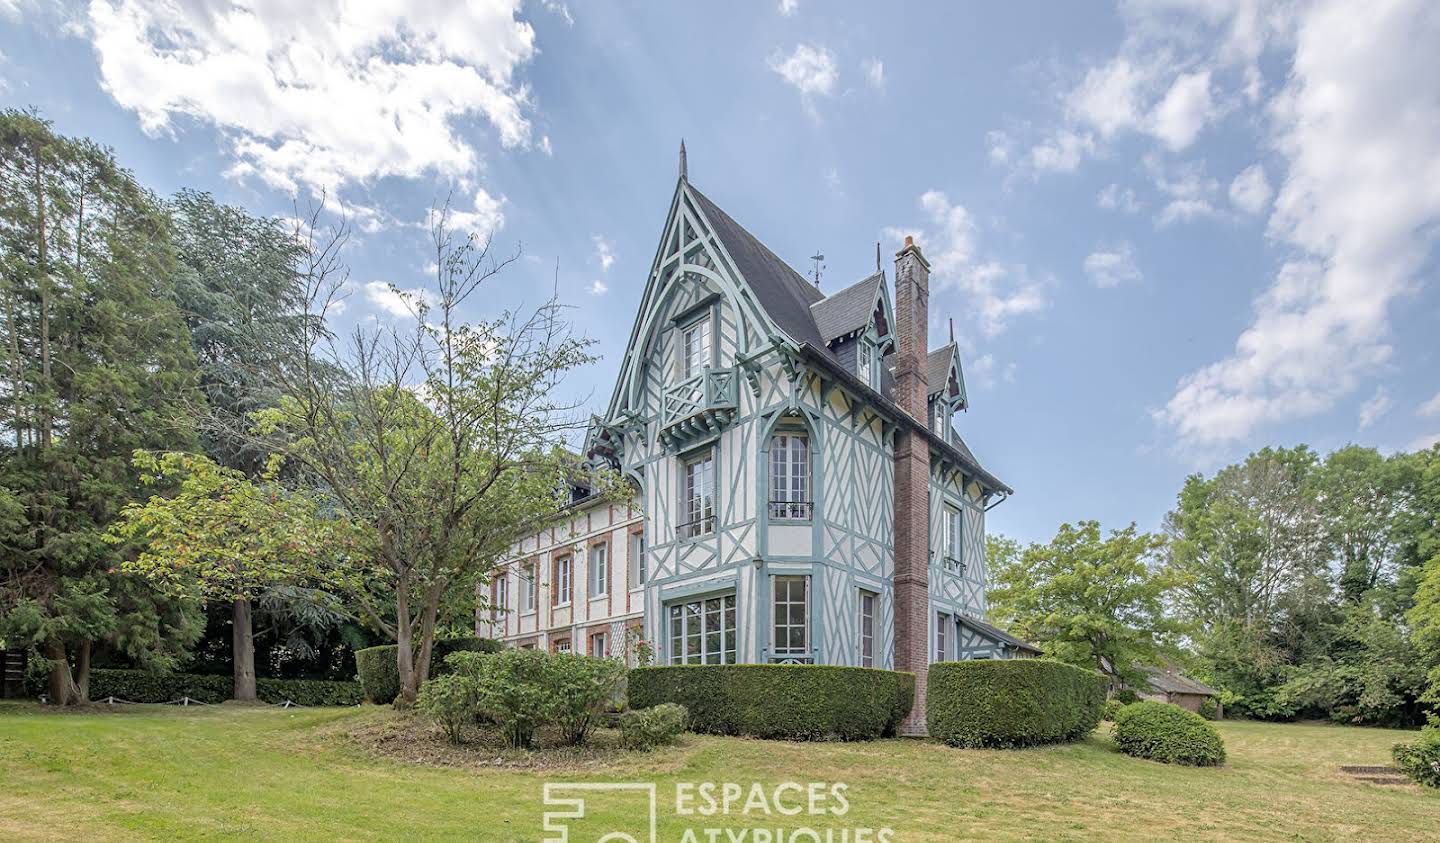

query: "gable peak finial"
xmin=949 ymin=317 xmax=955 ymax=344
xmin=679 ymin=139 xmax=688 ymax=181
xmin=875 ymin=241 xmax=881 ymax=273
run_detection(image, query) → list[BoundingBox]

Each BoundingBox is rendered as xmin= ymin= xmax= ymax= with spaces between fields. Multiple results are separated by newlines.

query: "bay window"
xmin=667 ymin=594 xmax=737 ymax=664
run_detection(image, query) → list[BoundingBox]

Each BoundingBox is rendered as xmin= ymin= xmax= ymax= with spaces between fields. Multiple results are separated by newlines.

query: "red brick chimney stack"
xmin=892 ymin=234 xmax=931 ymax=734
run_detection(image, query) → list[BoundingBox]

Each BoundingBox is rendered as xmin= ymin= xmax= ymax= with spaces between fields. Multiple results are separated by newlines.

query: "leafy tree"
xmin=1405 ymin=445 xmax=1440 ymax=720
xmin=1315 ymin=446 xmax=1419 ymax=601
xmin=0 ymin=110 xmax=201 ymax=704
xmin=107 ymin=451 xmax=359 ymax=700
xmin=989 ymin=521 xmax=1176 ymax=686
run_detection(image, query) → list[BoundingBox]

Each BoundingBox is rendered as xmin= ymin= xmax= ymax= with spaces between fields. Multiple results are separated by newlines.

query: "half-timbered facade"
xmin=478 ymin=151 xmax=1021 ymax=730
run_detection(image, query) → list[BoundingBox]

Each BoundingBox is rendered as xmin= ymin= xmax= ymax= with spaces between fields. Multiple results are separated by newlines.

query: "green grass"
xmin=0 ymin=701 xmax=1433 ymax=841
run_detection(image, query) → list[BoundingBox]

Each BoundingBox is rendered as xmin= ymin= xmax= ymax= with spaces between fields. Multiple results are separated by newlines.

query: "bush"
xmin=926 ymin=659 xmax=1105 ymax=748
xmin=1198 ymin=696 xmax=1219 ymax=720
xmin=628 ymin=665 xmax=907 ymax=741
xmin=549 ymin=653 xmax=626 ymax=746
xmin=1103 ymin=699 xmax=1124 ymax=722
xmin=621 ymin=703 xmax=688 ymax=750
xmin=83 ymin=669 xmax=362 ymax=706
xmin=355 ymin=637 xmax=501 ymax=704
xmin=1112 ymin=701 xmax=1226 ymax=766
xmin=1114 ymin=688 xmax=1139 ymax=705
xmin=1392 ymin=727 xmax=1440 ymax=789
xmin=886 ymin=672 xmax=917 ymax=737
xmin=456 ymin=648 xmax=558 ymax=749
xmin=417 ymin=672 xmax=481 ymax=743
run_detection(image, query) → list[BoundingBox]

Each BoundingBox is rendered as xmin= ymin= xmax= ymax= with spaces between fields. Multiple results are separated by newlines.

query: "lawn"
xmin=0 ymin=701 xmax=1433 ymax=842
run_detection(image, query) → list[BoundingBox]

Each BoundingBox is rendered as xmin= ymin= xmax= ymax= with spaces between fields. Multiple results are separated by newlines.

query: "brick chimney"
xmin=892 ymin=235 xmax=931 ymax=734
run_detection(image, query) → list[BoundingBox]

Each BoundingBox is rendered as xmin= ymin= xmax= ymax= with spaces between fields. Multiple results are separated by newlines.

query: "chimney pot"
xmin=904 ymin=235 xmax=914 ymax=248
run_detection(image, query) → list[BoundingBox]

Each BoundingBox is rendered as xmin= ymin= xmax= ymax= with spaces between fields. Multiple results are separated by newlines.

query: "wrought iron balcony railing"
xmin=768 ymin=500 xmax=814 ymax=521
xmin=676 ymin=515 xmax=715 ymax=540
xmin=768 ymin=654 xmax=815 ymax=665
xmin=660 ymin=366 xmax=739 ymax=447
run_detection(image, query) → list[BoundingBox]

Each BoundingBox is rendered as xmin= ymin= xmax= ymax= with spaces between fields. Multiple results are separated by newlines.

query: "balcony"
xmin=660 ymin=366 xmax=739 ymax=448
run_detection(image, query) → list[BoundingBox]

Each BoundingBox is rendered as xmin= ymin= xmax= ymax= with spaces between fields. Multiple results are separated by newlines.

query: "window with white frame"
xmin=936 ymin=612 xmax=950 ymax=661
xmin=590 ymin=632 xmax=607 ymax=658
xmin=680 ymin=450 xmax=715 ymax=538
xmin=493 ymin=575 xmax=508 ymax=616
xmin=521 ymin=561 xmax=537 ymax=612
xmin=554 ymin=556 xmax=572 ymax=605
xmin=768 ymin=431 xmax=811 ymax=520
xmin=772 ymin=575 xmax=810 ymax=662
xmin=859 ymin=589 xmax=877 ymax=668
xmin=554 ymin=638 xmax=572 ymax=655
xmin=628 ymin=531 xmax=646 ymax=588
xmin=588 ymin=543 xmax=608 ymax=597
xmin=943 ymin=505 xmax=963 ymax=573
xmin=667 ymin=594 xmax=737 ymax=664
xmin=856 ymin=340 xmax=879 ymax=389
xmin=681 ymin=316 xmax=711 ymax=379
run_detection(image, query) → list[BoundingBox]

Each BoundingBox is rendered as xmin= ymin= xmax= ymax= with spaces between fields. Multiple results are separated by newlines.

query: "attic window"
xmin=872 ymin=301 xmax=889 ymax=337
xmin=856 ymin=340 xmax=880 ymax=390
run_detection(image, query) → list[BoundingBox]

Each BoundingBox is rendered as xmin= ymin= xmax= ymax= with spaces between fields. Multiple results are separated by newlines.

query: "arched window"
xmin=769 ymin=429 xmax=811 ymax=520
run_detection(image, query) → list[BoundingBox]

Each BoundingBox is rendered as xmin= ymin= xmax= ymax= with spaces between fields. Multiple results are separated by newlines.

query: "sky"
xmin=2 ymin=0 xmax=1438 ymax=546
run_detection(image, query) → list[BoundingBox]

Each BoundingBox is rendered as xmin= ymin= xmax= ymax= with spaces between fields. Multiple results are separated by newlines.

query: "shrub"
xmin=417 ymin=672 xmax=481 ymax=743
xmin=628 ymin=665 xmax=907 ymax=741
xmin=886 ymin=672 xmax=917 ymax=737
xmin=459 ymin=648 xmax=558 ymax=749
xmin=354 ymin=637 xmax=501 ymax=704
xmin=621 ymin=703 xmax=688 ymax=750
xmin=1114 ymin=688 xmax=1139 ymax=705
xmin=1112 ymin=701 xmax=1226 ymax=766
xmin=1392 ymin=727 xmax=1440 ymax=789
xmin=926 ymin=659 xmax=1105 ymax=748
xmin=83 ymin=669 xmax=362 ymax=706
xmin=1103 ymin=699 xmax=1124 ymax=722
xmin=1198 ymin=696 xmax=1219 ymax=720
xmin=549 ymin=653 xmax=627 ymax=746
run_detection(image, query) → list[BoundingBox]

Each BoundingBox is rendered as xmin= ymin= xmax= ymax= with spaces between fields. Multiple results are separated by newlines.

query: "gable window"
xmin=588 ymin=544 xmax=608 ymax=598
xmin=681 ymin=316 xmax=711 ymax=379
xmin=943 ymin=505 xmax=964 ymax=574
xmin=856 ymin=340 xmax=879 ymax=390
xmin=768 ymin=431 xmax=812 ymax=520
xmin=772 ymin=575 xmax=810 ymax=663
xmin=936 ymin=612 xmax=950 ymax=662
xmin=859 ymin=589 xmax=877 ymax=668
xmin=680 ymin=450 xmax=715 ymax=539
xmin=628 ymin=531 xmax=646 ymax=588
xmin=521 ymin=561 xmax=537 ymax=612
xmin=553 ymin=556 xmax=572 ymax=606
xmin=590 ymin=632 xmax=607 ymax=658
xmin=668 ymin=594 xmax=737 ymax=664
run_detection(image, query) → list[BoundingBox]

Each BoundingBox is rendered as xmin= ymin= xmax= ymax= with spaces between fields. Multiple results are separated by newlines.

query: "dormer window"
xmin=856 ymin=340 xmax=879 ymax=390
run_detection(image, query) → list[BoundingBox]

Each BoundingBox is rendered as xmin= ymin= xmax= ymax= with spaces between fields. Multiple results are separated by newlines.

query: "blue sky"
xmin=2 ymin=0 xmax=1438 ymax=546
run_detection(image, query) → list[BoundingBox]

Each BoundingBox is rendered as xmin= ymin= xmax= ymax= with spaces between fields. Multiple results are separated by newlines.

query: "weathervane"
xmin=809 ymin=252 xmax=826 ymax=288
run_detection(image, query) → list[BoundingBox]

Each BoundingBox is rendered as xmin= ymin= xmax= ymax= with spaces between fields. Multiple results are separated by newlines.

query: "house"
xmin=477 ymin=148 xmax=1019 ymax=732
xmin=1140 ymin=669 xmax=1221 ymax=716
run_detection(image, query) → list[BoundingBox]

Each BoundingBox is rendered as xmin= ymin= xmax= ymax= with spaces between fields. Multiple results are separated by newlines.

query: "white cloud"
xmin=592 ymin=235 xmax=615 ymax=272
xmin=986 ymin=130 xmax=1014 ymax=165
xmin=862 ymin=57 xmax=885 ymax=91
xmin=1149 ymin=157 xmax=1220 ymax=226
xmin=365 ymin=281 xmax=437 ymax=319
xmin=1358 ymin=386 xmax=1392 ymax=429
xmin=1067 ymin=57 xmax=1149 ymax=138
xmin=886 ymin=191 xmax=1047 ymax=337
xmin=1409 ymin=432 xmax=1440 ymax=452
xmin=1228 ymin=163 xmax=1272 ymax=214
xmin=769 ymin=44 xmax=838 ymax=100
xmin=778 ymin=0 xmax=799 ymax=16
xmin=447 ymin=188 xmax=506 ymax=239
xmin=86 ymin=0 xmax=537 ymax=195
xmin=1149 ymin=71 xmax=1215 ymax=150
xmin=1084 ymin=242 xmax=1142 ymax=288
xmin=1029 ymin=129 xmax=1095 ymax=173
xmin=1159 ymin=0 xmax=1440 ymax=447
xmin=1097 ymin=183 xmax=1142 ymax=213
xmin=587 ymin=279 xmax=608 ymax=296
xmin=1418 ymin=391 xmax=1440 ymax=417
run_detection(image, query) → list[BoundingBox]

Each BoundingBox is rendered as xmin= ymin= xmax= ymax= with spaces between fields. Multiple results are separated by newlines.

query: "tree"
xmin=1314 ymin=446 xmax=1418 ymax=601
xmin=1405 ymin=445 xmax=1440 ymax=720
xmin=0 ymin=110 xmax=201 ymax=704
xmin=107 ymin=451 xmax=359 ymax=700
xmin=245 ymin=204 xmax=605 ymax=704
xmin=989 ymin=521 xmax=1176 ymax=686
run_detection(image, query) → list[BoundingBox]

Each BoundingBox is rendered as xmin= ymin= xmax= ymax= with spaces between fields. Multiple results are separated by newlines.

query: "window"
xmin=859 ymin=590 xmax=877 ymax=668
xmin=493 ymin=575 xmax=509 ymax=616
xmin=628 ymin=531 xmax=646 ymax=588
xmin=521 ymin=561 xmax=537 ymax=612
xmin=590 ymin=632 xmax=607 ymax=658
xmin=932 ymin=400 xmax=947 ymax=435
xmin=943 ymin=505 xmax=964 ymax=573
xmin=769 ymin=432 xmax=812 ymax=520
xmin=554 ymin=638 xmax=571 ymax=655
xmin=554 ymin=556 xmax=572 ymax=605
xmin=772 ymin=576 xmax=810 ymax=662
xmin=856 ymin=340 xmax=878 ymax=389
xmin=680 ymin=450 xmax=715 ymax=538
xmin=667 ymin=594 xmax=737 ymax=664
xmin=681 ymin=316 xmax=711 ymax=379
xmin=588 ymin=544 xmax=608 ymax=598
xmin=936 ymin=612 xmax=949 ymax=661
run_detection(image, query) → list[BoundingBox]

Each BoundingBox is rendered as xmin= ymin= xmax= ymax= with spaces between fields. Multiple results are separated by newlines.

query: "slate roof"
xmin=927 ymin=344 xmax=958 ymax=395
xmin=958 ymin=615 xmax=1043 ymax=654
xmin=810 ymin=271 xmax=884 ymax=342
xmin=1146 ymin=669 xmax=1219 ymax=697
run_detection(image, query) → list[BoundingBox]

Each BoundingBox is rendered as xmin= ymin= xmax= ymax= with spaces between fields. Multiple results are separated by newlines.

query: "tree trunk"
xmin=232 ymin=598 xmax=257 ymax=702
xmin=33 ymin=145 xmax=52 ymax=449
xmin=43 ymin=637 xmax=76 ymax=706
xmin=394 ymin=586 xmax=416 ymax=707
xmin=74 ymin=640 xmax=91 ymax=704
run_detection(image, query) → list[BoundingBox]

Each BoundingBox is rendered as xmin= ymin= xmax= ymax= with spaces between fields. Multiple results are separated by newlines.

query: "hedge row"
xmin=926 ymin=659 xmax=1105 ymax=748
xmin=82 ymin=669 xmax=363 ymax=706
xmin=628 ymin=664 xmax=913 ymax=741
xmin=355 ymin=637 xmax=503 ymax=704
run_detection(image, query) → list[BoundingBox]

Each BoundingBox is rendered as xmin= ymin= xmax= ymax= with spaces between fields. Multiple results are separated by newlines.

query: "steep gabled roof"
xmin=1146 ymin=669 xmax=1219 ymax=697
xmin=927 ymin=342 xmax=968 ymax=409
xmin=958 ymin=615 xmax=1043 ymax=654
xmin=810 ymin=271 xmax=884 ymax=342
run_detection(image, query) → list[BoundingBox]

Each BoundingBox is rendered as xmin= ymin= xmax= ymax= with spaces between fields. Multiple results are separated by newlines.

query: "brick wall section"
xmin=892 ymin=237 xmax=931 ymax=735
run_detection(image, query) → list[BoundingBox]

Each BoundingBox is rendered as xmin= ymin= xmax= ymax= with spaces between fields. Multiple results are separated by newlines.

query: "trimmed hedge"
xmin=628 ymin=664 xmax=911 ymax=741
xmin=355 ymin=637 xmax=502 ymax=704
xmin=1112 ymin=701 xmax=1226 ymax=766
xmin=887 ymin=672 xmax=917 ymax=737
xmin=927 ymin=659 xmax=1105 ymax=748
xmin=85 ymin=669 xmax=362 ymax=706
